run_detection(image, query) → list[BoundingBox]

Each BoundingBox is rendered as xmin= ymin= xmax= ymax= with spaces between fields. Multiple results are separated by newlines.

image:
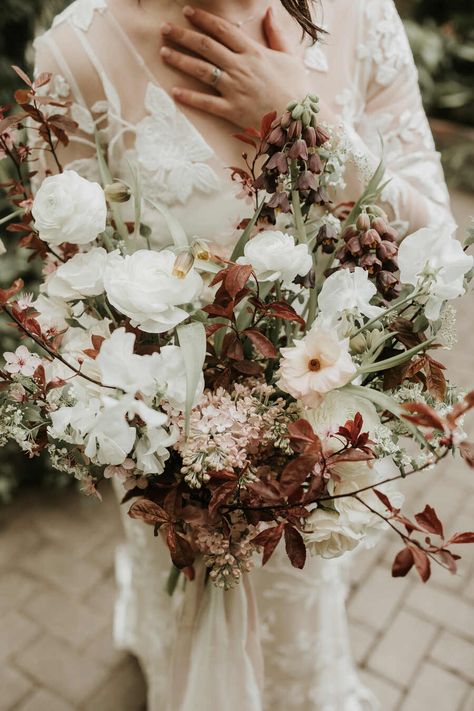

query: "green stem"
xmin=358 ymin=336 xmax=436 ymax=374
xmin=352 ymin=286 xmax=423 ymax=338
xmin=165 ymin=565 xmax=181 ymax=596
xmin=0 ymin=208 xmax=22 ymax=227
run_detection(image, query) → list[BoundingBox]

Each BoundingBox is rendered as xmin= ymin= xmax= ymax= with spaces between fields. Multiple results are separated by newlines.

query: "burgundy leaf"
xmin=253 ymin=524 xmax=284 ymax=566
xmin=0 ymin=279 xmax=24 ymax=306
xmin=288 ymin=419 xmax=320 ymax=454
xmin=166 ymin=528 xmax=195 ymax=569
xmin=233 ymin=133 xmax=257 ymax=148
xmin=329 ymin=449 xmax=375 ymax=465
xmin=280 ymin=453 xmax=318 ymax=492
xmin=12 ymin=65 xmax=33 ymax=87
xmin=437 ymin=550 xmax=458 ymax=575
xmin=244 ymin=329 xmax=278 ymax=358
xmin=225 ymin=264 xmax=253 ymax=299
xmin=448 ymin=532 xmax=474 ymax=545
xmin=208 ymin=481 xmax=237 ymax=517
xmin=374 ymin=489 xmax=395 ymax=513
xmin=267 ymin=301 xmax=306 ymax=326
xmin=128 ymin=499 xmax=170 ymax=526
xmin=409 ymin=545 xmax=431 ymax=582
xmin=401 ymin=402 xmax=445 ymax=431
xmin=232 ymin=360 xmax=263 ymax=375
xmin=392 ymin=547 xmax=414 ymax=577
xmin=460 ymin=441 xmax=474 ymax=468
xmin=284 ymin=525 xmax=306 ymax=569
xmin=415 ymin=505 xmax=444 ymax=538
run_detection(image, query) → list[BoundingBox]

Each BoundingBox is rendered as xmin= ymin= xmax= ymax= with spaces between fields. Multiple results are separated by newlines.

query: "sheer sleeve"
xmin=332 ymin=0 xmax=454 ymax=234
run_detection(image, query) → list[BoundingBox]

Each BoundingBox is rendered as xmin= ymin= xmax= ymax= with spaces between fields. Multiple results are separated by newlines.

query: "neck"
xmin=142 ymin=0 xmax=269 ymax=17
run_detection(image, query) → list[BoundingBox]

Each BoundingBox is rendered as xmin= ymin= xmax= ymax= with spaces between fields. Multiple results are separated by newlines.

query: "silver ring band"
xmin=210 ymin=66 xmax=223 ymax=88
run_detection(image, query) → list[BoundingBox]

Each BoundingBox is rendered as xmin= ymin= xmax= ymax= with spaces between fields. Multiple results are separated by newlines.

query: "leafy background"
xmin=0 ymin=0 xmax=472 ymax=501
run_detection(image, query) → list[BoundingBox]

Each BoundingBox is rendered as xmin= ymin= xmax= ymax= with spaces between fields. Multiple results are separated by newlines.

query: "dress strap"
xmin=71 ymin=24 xmax=122 ymax=115
xmin=35 ymin=33 xmax=88 ymax=109
xmin=105 ymin=8 xmax=158 ymax=87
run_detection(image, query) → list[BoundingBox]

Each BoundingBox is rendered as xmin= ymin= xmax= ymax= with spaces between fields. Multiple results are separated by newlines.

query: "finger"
xmin=182 ymin=5 xmax=253 ymax=54
xmin=262 ymin=7 xmax=292 ymax=52
xmin=161 ymin=22 xmax=232 ymax=67
xmin=171 ymin=87 xmax=230 ymax=119
xmin=161 ymin=46 xmax=226 ymax=88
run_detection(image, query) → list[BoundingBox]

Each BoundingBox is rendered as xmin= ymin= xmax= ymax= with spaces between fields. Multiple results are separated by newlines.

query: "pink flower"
xmin=277 ymin=328 xmax=356 ymax=407
xmin=15 ymin=293 xmax=34 ymax=311
xmin=3 ymin=345 xmax=42 ymax=377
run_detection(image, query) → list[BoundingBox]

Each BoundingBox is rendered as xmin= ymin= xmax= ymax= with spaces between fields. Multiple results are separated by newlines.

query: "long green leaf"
xmin=145 ymin=198 xmax=188 ymax=249
xmin=177 ymin=321 xmax=206 ymax=437
xmin=230 ymin=199 xmax=265 ymax=262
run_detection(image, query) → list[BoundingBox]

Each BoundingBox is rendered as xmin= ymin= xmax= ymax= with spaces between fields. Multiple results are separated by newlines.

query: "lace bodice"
xmin=33 ymin=0 xmax=453 ymax=250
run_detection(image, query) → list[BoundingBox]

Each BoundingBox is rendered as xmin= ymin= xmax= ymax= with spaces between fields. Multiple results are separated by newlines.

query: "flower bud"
xmin=350 ymin=332 xmax=368 ymax=354
xmin=298 ymin=170 xmax=319 ymax=191
xmin=360 ymin=229 xmax=382 ymax=250
xmin=303 ymin=126 xmax=317 ymax=147
xmin=381 ymin=225 xmax=399 ymax=243
xmin=172 ymin=251 xmax=195 ymax=279
xmin=291 ymin=104 xmax=305 ymax=120
xmin=191 ymin=239 xmax=213 ymax=261
xmin=287 ymin=119 xmax=302 ymax=140
xmin=376 ymin=240 xmax=398 ymax=261
xmin=268 ymin=126 xmax=286 ymax=146
xmin=346 ymin=236 xmax=362 ymax=256
xmin=288 ymin=139 xmax=308 ymax=161
xmin=356 ymin=212 xmax=370 ymax=231
xmin=371 ymin=217 xmax=389 ymax=235
xmin=376 ymin=270 xmax=401 ymax=298
xmin=315 ymin=126 xmax=330 ymax=146
xmin=342 ymin=225 xmax=358 ymax=242
xmin=308 ymin=153 xmax=323 ymax=174
xmin=280 ymin=111 xmax=292 ymax=130
xmin=104 ymin=181 xmax=131 ymax=203
xmin=301 ymin=109 xmax=312 ymax=128
xmin=359 ymin=253 xmax=382 ymax=274
xmin=366 ymin=205 xmax=388 ymax=220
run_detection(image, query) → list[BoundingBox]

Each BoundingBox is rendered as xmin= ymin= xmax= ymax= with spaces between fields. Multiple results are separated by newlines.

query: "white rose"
xmin=304 ymin=508 xmax=360 ymax=559
xmin=277 ymin=328 xmax=356 ymax=407
xmin=237 ymin=231 xmax=312 ymax=286
xmin=398 ymin=224 xmax=473 ymax=320
xmin=317 ymin=267 xmax=383 ymax=323
xmin=32 ymin=170 xmax=107 ymax=246
xmin=46 ymin=248 xmax=108 ymax=301
xmin=104 ymin=249 xmax=203 ymax=333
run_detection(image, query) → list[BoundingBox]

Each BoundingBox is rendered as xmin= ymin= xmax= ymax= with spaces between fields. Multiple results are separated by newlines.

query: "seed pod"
xmin=172 ymin=251 xmax=195 ymax=279
xmin=356 ymin=212 xmax=371 ymax=231
xmin=360 ymin=228 xmax=382 ymax=250
xmin=104 ymin=181 xmax=132 ymax=203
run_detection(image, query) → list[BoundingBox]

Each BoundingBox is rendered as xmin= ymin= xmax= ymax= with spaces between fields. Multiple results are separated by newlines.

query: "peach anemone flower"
xmin=277 ymin=328 xmax=356 ymax=407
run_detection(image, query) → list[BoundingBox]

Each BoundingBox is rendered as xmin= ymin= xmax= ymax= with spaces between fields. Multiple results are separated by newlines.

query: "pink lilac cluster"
xmin=196 ymin=520 xmax=258 ymax=589
xmin=170 ymin=382 xmax=293 ymax=488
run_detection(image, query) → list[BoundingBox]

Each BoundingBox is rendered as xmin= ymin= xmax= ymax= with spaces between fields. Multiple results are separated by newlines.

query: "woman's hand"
xmin=160 ymin=5 xmax=319 ymax=129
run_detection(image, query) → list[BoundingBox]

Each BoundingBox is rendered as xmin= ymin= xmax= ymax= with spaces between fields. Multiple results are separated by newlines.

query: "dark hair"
xmin=280 ymin=0 xmax=324 ymax=41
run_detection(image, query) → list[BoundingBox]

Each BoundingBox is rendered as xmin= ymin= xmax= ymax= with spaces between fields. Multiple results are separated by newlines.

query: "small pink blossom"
xmin=3 ymin=345 xmax=42 ymax=377
xmin=15 ymin=292 xmax=35 ymax=311
xmin=104 ymin=458 xmax=135 ymax=480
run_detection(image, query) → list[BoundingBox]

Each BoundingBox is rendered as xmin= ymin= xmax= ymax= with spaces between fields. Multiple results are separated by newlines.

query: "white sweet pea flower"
xmin=45 ymin=248 xmax=108 ymax=301
xmin=3 ymin=345 xmax=41 ymax=377
xmin=277 ymin=327 xmax=356 ymax=407
xmin=96 ymin=328 xmax=159 ymax=396
xmin=32 ymin=170 xmax=107 ymax=246
xmin=237 ymin=230 xmax=312 ymax=286
xmin=398 ymin=224 xmax=473 ymax=320
xmin=103 ymin=249 xmax=203 ymax=333
xmin=154 ymin=345 xmax=204 ymax=411
xmin=134 ymin=426 xmax=179 ymax=475
xmin=317 ymin=267 xmax=383 ymax=323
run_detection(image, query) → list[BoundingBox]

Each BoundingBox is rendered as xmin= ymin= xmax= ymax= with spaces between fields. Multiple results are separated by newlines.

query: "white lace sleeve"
xmin=334 ymin=0 xmax=454 ymax=234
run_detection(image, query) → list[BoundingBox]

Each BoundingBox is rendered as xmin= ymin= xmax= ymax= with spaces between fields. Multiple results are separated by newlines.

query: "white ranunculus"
xmin=304 ymin=508 xmax=360 ymax=559
xmin=277 ymin=328 xmax=357 ymax=407
xmin=46 ymin=248 xmax=109 ymax=301
xmin=103 ymin=249 xmax=203 ymax=333
xmin=317 ymin=267 xmax=383 ymax=323
xmin=33 ymin=294 xmax=71 ymax=331
xmin=154 ymin=345 xmax=204 ymax=411
xmin=237 ymin=231 xmax=312 ymax=286
xmin=96 ymin=328 xmax=158 ymax=396
xmin=32 ymin=170 xmax=107 ymax=246
xmin=398 ymin=224 xmax=473 ymax=320
xmin=304 ymin=389 xmax=381 ymax=445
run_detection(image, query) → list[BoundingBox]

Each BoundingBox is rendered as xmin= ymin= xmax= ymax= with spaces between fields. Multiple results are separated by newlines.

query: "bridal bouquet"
xmin=1 ymin=69 xmax=474 ymax=591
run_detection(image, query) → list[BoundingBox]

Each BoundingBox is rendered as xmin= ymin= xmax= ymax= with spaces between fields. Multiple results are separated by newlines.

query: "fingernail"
xmin=160 ymin=46 xmax=171 ymax=57
xmin=161 ymin=22 xmax=172 ymax=34
xmin=183 ymin=6 xmax=194 ymax=17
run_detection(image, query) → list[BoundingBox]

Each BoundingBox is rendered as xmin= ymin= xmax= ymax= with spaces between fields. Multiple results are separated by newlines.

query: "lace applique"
xmin=357 ymin=0 xmax=413 ymax=87
xmin=304 ymin=43 xmax=329 ymax=73
xmin=135 ymin=83 xmax=220 ymax=206
xmin=52 ymin=0 xmax=107 ymax=32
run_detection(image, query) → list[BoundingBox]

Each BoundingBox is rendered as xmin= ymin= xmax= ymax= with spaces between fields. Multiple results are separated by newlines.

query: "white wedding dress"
xmin=33 ymin=1 xmax=453 ymax=709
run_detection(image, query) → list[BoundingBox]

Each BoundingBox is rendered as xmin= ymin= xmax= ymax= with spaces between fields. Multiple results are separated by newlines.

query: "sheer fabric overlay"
xmin=33 ymin=1 xmax=453 ymax=709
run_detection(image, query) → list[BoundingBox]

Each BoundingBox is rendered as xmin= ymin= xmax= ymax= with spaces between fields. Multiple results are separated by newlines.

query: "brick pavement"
xmin=0 ymin=191 xmax=472 ymax=710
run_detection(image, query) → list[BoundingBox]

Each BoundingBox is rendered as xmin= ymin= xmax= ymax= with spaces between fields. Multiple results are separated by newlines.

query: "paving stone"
xmin=368 ymin=609 xmax=437 ymax=687
xmin=17 ymin=689 xmax=74 ymax=711
xmin=348 ymin=566 xmax=411 ymax=632
xmin=24 ymin=588 xmax=107 ymax=648
xmin=0 ymin=665 xmax=32 ymax=711
xmin=349 ymin=620 xmax=377 ymax=666
xmin=81 ymin=621 xmax=127 ymax=670
xmin=398 ymin=660 xmax=468 ymax=711
xmin=461 ymin=688 xmax=474 ymax=711
xmin=82 ymin=656 xmax=146 ymax=711
xmin=19 ymin=545 xmax=103 ymax=597
xmin=358 ymin=669 xmax=402 ymax=711
xmin=0 ymin=610 xmax=40 ymax=662
xmin=430 ymin=631 xmax=474 ymax=684
xmin=0 ymin=571 xmax=38 ymax=616
xmin=405 ymin=584 xmax=474 ymax=641
xmin=15 ymin=635 xmax=109 ymax=706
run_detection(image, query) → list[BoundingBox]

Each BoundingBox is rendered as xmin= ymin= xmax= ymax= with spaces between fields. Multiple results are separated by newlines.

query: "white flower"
xmin=33 ymin=294 xmax=71 ymax=333
xmin=304 ymin=389 xmax=381 ymax=445
xmin=96 ymin=328 xmax=159 ymax=396
xmin=398 ymin=224 xmax=473 ymax=320
xmin=32 ymin=170 xmax=107 ymax=246
xmin=304 ymin=508 xmax=360 ymax=559
xmin=103 ymin=249 xmax=203 ymax=333
xmin=46 ymin=248 xmax=109 ymax=300
xmin=317 ymin=267 xmax=383 ymax=323
xmin=237 ymin=231 xmax=312 ymax=286
xmin=154 ymin=345 xmax=204 ymax=411
xmin=134 ymin=426 xmax=178 ymax=475
xmin=3 ymin=346 xmax=42 ymax=377
xmin=277 ymin=328 xmax=357 ymax=407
